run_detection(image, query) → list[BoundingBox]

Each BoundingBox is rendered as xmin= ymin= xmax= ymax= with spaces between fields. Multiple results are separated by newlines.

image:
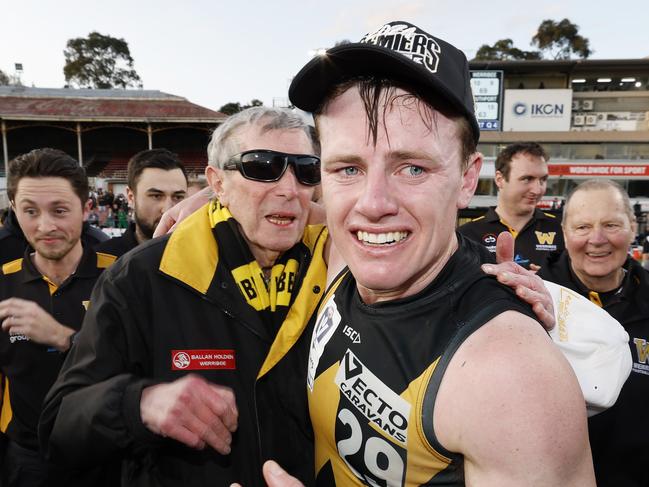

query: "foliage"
xmin=0 ymin=69 xmax=9 ymax=85
xmin=218 ymin=102 xmax=242 ymax=115
xmin=473 ymin=18 xmax=591 ymax=62
xmin=63 ymin=32 xmax=142 ymax=89
xmin=531 ymin=19 xmax=592 ymax=59
xmin=218 ymin=99 xmax=264 ymax=115
xmin=474 ymin=39 xmax=541 ymax=61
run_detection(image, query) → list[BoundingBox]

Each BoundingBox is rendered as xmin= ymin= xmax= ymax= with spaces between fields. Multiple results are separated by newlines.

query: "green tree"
xmin=0 ymin=69 xmax=9 ymax=85
xmin=218 ymin=99 xmax=264 ymax=115
xmin=531 ymin=19 xmax=592 ymax=59
xmin=246 ymin=99 xmax=263 ymax=108
xmin=218 ymin=102 xmax=242 ymax=115
xmin=474 ymin=39 xmax=541 ymax=61
xmin=63 ymin=32 xmax=142 ymax=89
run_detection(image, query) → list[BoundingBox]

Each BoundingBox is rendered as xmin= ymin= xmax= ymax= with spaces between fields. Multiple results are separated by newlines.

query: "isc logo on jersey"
xmin=307 ymin=297 xmax=342 ymax=391
xmin=335 ymin=349 xmax=410 ymax=445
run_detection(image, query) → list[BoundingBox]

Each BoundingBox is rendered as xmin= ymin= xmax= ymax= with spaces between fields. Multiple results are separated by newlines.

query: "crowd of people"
xmin=0 ymin=18 xmax=647 ymax=487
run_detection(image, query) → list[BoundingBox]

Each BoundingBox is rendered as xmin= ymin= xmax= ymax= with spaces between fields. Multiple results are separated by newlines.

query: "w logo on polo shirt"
xmin=634 ymin=338 xmax=649 ymax=364
xmin=535 ymin=231 xmax=556 ymax=245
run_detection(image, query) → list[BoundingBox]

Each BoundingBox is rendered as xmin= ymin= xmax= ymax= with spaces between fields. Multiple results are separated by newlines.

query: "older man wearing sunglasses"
xmin=39 ymin=107 xmax=328 ymax=486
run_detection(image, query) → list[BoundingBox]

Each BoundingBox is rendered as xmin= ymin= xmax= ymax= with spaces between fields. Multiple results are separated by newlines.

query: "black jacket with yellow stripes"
xmin=39 ymin=202 xmax=328 ymax=487
xmin=0 ymin=246 xmax=115 ymax=451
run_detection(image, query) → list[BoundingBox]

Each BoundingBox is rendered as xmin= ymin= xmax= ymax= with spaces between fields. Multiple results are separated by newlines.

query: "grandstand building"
xmin=466 ymin=57 xmax=649 ymax=231
xmin=0 ymin=86 xmax=225 ymax=206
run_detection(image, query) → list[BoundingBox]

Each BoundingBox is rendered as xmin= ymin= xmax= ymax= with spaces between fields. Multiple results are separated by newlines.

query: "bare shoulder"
xmin=434 ymin=311 xmax=594 ymax=486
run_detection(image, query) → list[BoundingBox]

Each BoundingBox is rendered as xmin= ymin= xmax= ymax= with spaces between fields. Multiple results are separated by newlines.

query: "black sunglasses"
xmin=223 ymin=150 xmax=321 ymax=186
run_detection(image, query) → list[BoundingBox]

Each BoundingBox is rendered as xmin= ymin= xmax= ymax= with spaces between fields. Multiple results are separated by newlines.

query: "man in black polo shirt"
xmin=0 ymin=148 xmax=115 ymax=487
xmin=96 ymin=149 xmax=187 ymax=258
xmin=459 ymin=142 xmax=564 ymax=270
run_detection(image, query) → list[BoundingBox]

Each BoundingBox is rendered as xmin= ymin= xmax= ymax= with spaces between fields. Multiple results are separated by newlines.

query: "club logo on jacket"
xmin=171 ymin=349 xmax=236 ymax=371
xmin=535 ymin=231 xmax=557 ymax=251
xmin=633 ymin=338 xmax=649 ymax=375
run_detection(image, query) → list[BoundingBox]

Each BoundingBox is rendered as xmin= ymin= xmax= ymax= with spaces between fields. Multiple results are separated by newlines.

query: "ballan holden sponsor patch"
xmin=171 ymin=349 xmax=236 ymax=371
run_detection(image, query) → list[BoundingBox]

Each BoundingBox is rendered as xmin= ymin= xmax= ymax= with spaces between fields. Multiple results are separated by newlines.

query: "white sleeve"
xmin=544 ymin=280 xmax=632 ymax=417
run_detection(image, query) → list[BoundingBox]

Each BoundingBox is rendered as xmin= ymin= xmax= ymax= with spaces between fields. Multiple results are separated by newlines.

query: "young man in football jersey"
xmin=271 ymin=20 xmax=594 ymax=486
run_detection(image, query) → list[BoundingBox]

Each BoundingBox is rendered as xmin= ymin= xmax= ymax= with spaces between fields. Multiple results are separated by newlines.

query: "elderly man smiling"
xmin=539 ymin=179 xmax=649 ymax=487
xmin=40 ymin=107 xmax=328 ymax=486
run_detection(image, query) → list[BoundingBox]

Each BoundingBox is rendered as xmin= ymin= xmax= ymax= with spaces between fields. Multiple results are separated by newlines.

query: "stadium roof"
xmin=0 ymin=86 xmax=226 ymax=123
xmin=469 ymin=58 xmax=649 ymax=74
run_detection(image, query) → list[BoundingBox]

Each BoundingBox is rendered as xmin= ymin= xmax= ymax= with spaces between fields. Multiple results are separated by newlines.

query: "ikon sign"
xmin=504 ymin=89 xmax=573 ymax=131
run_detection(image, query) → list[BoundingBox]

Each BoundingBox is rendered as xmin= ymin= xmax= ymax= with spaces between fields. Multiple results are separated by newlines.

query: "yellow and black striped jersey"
xmin=306 ymin=235 xmax=536 ymax=486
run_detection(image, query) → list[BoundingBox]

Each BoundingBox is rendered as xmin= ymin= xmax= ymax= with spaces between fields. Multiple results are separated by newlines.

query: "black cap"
xmin=289 ymin=21 xmax=479 ymax=143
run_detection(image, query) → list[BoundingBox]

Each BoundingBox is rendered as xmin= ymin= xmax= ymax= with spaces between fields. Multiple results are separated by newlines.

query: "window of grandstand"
xmin=475 ymin=178 xmax=495 ymax=196
xmin=628 ymin=180 xmax=649 ymax=199
xmin=571 ymin=76 xmax=648 ymax=91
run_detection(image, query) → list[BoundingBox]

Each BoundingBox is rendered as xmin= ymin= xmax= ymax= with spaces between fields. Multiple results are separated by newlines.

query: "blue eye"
xmin=343 ymin=167 xmax=359 ymax=176
xmin=407 ymin=166 xmax=424 ymax=176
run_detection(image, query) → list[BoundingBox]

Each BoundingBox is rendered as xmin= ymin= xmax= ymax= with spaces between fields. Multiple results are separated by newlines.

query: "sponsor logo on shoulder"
xmin=171 ymin=349 xmax=235 ymax=371
xmin=335 ymin=349 xmax=411 ymax=445
xmin=482 ymin=233 xmax=497 ymax=252
xmin=514 ymin=254 xmax=531 ymax=269
xmin=307 ymin=296 xmax=342 ymax=391
xmin=343 ymin=325 xmax=361 ymax=344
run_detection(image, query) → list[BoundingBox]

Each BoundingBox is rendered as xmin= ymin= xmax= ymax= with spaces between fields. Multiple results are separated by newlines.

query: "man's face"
xmin=127 ymin=167 xmax=187 ymax=240
xmin=563 ymin=188 xmax=635 ymax=290
xmin=12 ymin=177 xmax=88 ymax=261
xmin=209 ymin=124 xmax=316 ymax=266
xmin=495 ymin=152 xmax=548 ymax=217
xmin=318 ymin=87 xmax=481 ymax=303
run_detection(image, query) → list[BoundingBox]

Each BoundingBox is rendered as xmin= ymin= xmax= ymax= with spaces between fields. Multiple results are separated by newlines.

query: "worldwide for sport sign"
xmin=470 ymin=70 xmax=503 ymax=131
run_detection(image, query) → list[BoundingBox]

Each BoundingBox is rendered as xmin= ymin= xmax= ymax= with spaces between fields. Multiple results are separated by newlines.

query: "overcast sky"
xmin=2 ymin=0 xmax=647 ymax=112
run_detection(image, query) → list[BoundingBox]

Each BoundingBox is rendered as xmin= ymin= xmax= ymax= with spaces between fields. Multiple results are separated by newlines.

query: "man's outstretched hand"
xmin=483 ymin=232 xmax=555 ymax=330
xmin=140 ymin=374 xmax=238 ymax=454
